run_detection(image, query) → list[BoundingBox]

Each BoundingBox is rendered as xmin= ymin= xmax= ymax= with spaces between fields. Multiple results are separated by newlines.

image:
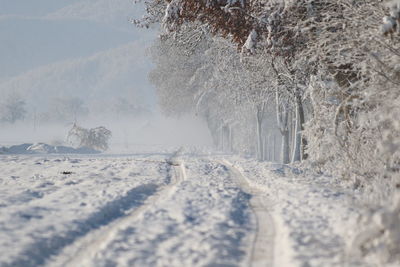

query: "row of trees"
xmin=137 ymin=0 xmax=326 ymax=163
xmin=135 ymin=1 xmax=400 ymax=263
xmin=0 ymin=93 xmax=148 ymax=125
xmin=136 ymin=0 xmax=400 ymax=197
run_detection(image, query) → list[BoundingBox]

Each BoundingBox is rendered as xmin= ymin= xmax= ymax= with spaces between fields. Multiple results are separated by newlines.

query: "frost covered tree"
xmin=137 ymin=0 xmax=399 ymax=174
xmin=140 ymin=0 xmax=303 ymax=161
xmin=148 ymin=23 xmax=211 ymax=116
xmin=67 ymin=124 xmax=112 ymax=151
xmin=238 ymin=53 xmax=275 ymax=160
xmin=136 ymin=0 xmax=400 ymax=263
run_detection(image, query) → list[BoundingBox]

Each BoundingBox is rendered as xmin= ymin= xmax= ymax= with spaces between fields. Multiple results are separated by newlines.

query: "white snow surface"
xmin=0 ymin=153 xmax=370 ymax=266
xmin=226 ymin=157 xmax=367 ymax=267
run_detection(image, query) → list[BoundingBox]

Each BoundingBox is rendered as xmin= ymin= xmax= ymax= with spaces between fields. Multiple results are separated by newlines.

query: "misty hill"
xmin=0 ymin=41 xmax=154 ymax=118
xmin=0 ymin=0 xmax=155 ymax=122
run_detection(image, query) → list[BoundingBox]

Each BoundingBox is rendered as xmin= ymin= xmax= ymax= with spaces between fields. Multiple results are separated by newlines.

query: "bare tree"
xmin=0 ymin=93 xmax=26 ymax=124
xmin=47 ymin=96 xmax=89 ymax=123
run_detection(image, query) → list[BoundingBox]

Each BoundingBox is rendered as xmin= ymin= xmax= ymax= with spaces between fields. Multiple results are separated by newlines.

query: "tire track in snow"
xmin=57 ymin=157 xmax=187 ymax=267
xmin=4 ymin=184 xmax=158 ymax=267
xmin=4 ymin=156 xmax=186 ymax=267
xmin=221 ymin=160 xmax=275 ymax=267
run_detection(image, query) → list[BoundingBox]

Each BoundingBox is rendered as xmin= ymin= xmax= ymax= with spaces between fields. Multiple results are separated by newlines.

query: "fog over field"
xmin=0 ymin=0 xmax=212 ymax=152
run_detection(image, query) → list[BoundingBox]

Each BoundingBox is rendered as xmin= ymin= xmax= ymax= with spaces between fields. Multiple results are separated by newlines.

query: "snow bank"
xmin=0 ymin=143 xmax=100 ymax=155
xmin=349 ymin=194 xmax=400 ymax=266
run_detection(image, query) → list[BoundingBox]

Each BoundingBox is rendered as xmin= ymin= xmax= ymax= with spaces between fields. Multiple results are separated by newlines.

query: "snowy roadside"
xmin=225 ymin=156 xmax=369 ymax=267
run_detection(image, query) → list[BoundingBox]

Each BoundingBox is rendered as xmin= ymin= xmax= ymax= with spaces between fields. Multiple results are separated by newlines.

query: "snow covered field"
xmin=0 ymin=152 xmax=371 ymax=267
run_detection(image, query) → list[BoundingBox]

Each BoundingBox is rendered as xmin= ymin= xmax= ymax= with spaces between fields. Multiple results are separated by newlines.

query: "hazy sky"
xmin=0 ymin=0 xmax=78 ymax=16
xmin=0 ymin=0 xmax=156 ymax=113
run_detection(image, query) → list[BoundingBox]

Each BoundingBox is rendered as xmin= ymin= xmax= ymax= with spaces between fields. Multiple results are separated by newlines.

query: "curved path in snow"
xmin=53 ymin=157 xmax=187 ymax=267
xmin=221 ymin=160 xmax=275 ymax=267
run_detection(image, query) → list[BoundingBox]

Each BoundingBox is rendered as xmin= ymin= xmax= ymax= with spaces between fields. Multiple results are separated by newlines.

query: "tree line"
xmin=135 ymin=0 xmax=400 ymax=197
xmin=0 ymin=93 xmax=148 ymax=125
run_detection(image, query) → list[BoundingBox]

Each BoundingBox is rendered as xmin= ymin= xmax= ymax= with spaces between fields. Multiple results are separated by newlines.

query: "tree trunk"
xmin=206 ymin=115 xmax=219 ymax=149
xmin=263 ymin=134 xmax=269 ymax=161
xmin=298 ymin=98 xmax=308 ymax=160
xmin=296 ymin=94 xmax=308 ymax=160
xmin=276 ymin=91 xmax=290 ymax=164
xmin=282 ymin=129 xmax=290 ymax=164
xmin=273 ymin=135 xmax=276 ymax=162
xmin=280 ymin=108 xmax=290 ymax=164
xmin=256 ymin=109 xmax=264 ymax=161
xmin=291 ymin=102 xmax=301 ymax=163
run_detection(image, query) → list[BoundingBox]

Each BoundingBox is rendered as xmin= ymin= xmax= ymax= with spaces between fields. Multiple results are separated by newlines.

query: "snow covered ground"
xmin=0 ymin=152 xmax=373 ymax=266
xmin=225 ymin=157 xmax=366 ymax=267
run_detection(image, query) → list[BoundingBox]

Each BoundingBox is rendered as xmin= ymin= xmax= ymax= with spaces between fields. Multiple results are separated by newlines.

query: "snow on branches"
xmin=67 ymin=124 xmax=112 ymax=152
xmin=381 ymin=1 xmax=400 ymax=38
xmin=137 ymin=1 xmax=400 ymax=263
xmin=243 ymin=29 xmax=258 ymax=54
xmin=163 ymin=0 xmax=181 ymax=26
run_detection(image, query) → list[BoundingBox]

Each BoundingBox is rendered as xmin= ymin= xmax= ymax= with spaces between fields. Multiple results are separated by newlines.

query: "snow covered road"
xmin=0 ymin=155 xmax=254 ymax=266
xmin=0 ymin=153 xmax=363 ymax=267
xmin=221 ymin=160 xmax=274 ymax=267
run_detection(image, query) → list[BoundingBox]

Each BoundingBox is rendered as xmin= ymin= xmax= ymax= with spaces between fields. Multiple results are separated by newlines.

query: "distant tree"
xmin=148 ymin=24 xmax=210 ymax=116
xmin=112 ymin=97 xmax=149 ymax=117
xmin=67 ymin=123 xmax=112 ymax=151
xmin=0 ymin=93 xmax=27 ymax=123
xmin=48 ymin=96 xmax=89 ymax=123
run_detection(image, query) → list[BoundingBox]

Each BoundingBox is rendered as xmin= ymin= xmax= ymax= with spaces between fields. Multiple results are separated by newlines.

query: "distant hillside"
xmin=0 ymin=0 xmax=156 ymax=121
xmin=0 ymin=42 xmax=154 ymax=116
